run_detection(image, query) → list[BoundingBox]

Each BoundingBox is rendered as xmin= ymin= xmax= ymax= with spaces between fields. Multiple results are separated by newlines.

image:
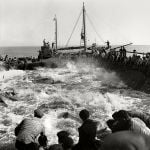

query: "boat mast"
xmin=83 ymin=2 xmax=87 ymax=52
xmin=54 ymin=14 xmax=57 ymax=50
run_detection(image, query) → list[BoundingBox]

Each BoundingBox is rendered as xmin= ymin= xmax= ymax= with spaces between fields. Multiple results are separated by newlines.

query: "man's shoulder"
xmin=81 ymin=119 xmax=97 ymax=129
xmin=131 ymin=117 xmax=146 ymax=126
xmin=85 ymin=119 xmax=97 ymax=125
xmin=31 ymin=117 xmax=43 ymax=125
xmin=21 ymin=117 xmax=42 ymax=125
xmin=18 ymin=118 xmax=31 ymax=124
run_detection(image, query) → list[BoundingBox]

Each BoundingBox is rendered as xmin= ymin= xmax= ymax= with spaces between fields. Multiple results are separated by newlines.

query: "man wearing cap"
xmin=15 ymin=109 xmax=45 ymax=150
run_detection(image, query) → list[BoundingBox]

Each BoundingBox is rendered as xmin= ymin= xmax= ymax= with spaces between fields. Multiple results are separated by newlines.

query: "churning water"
xmin=0 ymin=58 xmax=150 ymax=148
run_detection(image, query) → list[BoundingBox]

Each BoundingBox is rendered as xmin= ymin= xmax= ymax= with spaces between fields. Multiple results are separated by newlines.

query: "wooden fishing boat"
xmin=4 ymin=3 xmax=150 ymax=93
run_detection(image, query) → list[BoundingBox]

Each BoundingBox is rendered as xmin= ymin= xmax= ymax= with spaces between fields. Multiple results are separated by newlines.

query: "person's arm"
xmin=97 ymin=127 xmax=107 ymax=135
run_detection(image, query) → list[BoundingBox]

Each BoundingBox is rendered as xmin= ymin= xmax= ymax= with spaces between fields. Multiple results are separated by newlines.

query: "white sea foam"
xmin=39 ymin=68 xmax=66 ymax=82
xmin=43 ymin=111 xmax=59 ymax=144
xmin=0 ymin=69 xmax=25 ymax=81
xmin=66 ymin=61 xmax=78 ymax=73
xmin=0 ymin=62 xmax=6 ymax=71
xmin=0 ymin=60 xmax=146 ymax=147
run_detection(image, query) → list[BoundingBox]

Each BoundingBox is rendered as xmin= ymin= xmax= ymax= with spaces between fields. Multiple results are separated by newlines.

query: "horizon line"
xmin=1 ymin=44 xmax=150 ymax=47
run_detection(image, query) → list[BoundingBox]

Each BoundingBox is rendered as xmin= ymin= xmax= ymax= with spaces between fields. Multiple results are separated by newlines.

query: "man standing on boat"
xmin=105 ymin=40 xmax=110 ymax=49
xmin=43 ymin=39 xmax=46 ymax=47
xmin=122 ymin=46 xmax=127 ymax=58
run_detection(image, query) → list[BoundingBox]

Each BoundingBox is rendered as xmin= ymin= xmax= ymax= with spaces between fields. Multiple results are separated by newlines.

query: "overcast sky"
xmin=1 ymin=0 xmax=150 ymax=46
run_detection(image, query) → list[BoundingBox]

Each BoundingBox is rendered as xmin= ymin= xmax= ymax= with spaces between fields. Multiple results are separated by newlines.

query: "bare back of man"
xmin=101 ymin=131 xmax=149 ymax=150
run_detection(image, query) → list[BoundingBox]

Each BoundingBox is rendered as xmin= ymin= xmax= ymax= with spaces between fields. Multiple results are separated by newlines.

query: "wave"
xmin=0 ymin=59 xmax=145 ymax=147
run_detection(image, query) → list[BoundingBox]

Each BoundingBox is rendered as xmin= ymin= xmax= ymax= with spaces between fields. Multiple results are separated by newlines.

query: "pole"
xmin=83 ymin=2 xmax=87 ymax=53
xmin=111 ymin=43 xmax=133 ymax=50
xmin=54 ymin=15 xmax=57 ymax=50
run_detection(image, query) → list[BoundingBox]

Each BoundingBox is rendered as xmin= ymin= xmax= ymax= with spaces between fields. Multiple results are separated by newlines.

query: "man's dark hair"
xmin=112 ymin=110 xmax=130 ymax=120
xmin=34 ymin=109 xmax=44 ymax=118
xmin=62 ymin=136 xmax=74 ymax=149
xmin=79 ymin=109 xmax=90 ymax=121
xmin=107 ymin=118 xmax=131 ymax=132
xmin=38 ymin=134 xmax=48 ymax=147
xmin=106 ymin=119 xmax=116 ymax=130
xmin=57 ymin=130 xmax=70 ymax=144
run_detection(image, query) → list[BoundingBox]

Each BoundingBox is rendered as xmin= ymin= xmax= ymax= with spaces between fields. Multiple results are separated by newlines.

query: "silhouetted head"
xmin=57 ymin=130 xmax=70 ymax=144
xmin=34 ymin=109 xmax=44 ymax=118
xmin=57 ymin=131 xmax=73 ymax=149
xmin=112 ymin=110 xmax=130 ymax=121
xmin=62 ymin=136 xmax=74 ymax=150
xmin=79 ymin=109 xmax=90 ymax=121
xmin=107 ymin=118 xmax=130 ymax=133
xmin=106 ymin=119 xmax=116 ymax=131
xmin=38 ymin=134 xmax=48 ymax=147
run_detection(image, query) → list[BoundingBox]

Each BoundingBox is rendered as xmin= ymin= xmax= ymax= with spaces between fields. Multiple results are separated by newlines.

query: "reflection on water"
xmin=0 ymin=59 xmax=149 ymax=146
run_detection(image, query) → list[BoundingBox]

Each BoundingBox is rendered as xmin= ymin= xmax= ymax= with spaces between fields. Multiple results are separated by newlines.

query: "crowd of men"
xmin=14 ymin=108 xmax=150 ymax=150
xmin=51 ymin=42 xmax=150 ymax=76
xmin=0 ymin=55 xmax=40 ymax=70
xmin=2 ymin=41 xmax=150 ymax=74
xmin=95 ymin=45 xmax=150 ymax=75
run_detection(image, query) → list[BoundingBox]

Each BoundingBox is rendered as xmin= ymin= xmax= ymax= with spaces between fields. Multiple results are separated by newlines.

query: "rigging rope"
xmin=87 ymin=12 xmax=132 ymax=45
xmin=86 ymin=13 xmax=105 ymax=44
xmin=65 ymin=9 xmax=82 ymax=47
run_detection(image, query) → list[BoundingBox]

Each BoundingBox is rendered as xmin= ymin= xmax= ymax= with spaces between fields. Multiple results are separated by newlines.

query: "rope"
xmin=65 ymin=9 xmax=82 ymax=47
xmin=86 ymin=10 xmax=132 ymax=45
xmin=86 ymin=13 xmax=105 ymax=44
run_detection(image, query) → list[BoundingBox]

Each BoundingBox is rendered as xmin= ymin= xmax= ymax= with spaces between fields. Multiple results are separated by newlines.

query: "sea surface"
xmin=0 ymin=46 xmax=150 ymax=149
xmin=1 ymin=45 xmax=150 ymax=58
xmin=0 ymin=46 xmax=40 ymax=58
